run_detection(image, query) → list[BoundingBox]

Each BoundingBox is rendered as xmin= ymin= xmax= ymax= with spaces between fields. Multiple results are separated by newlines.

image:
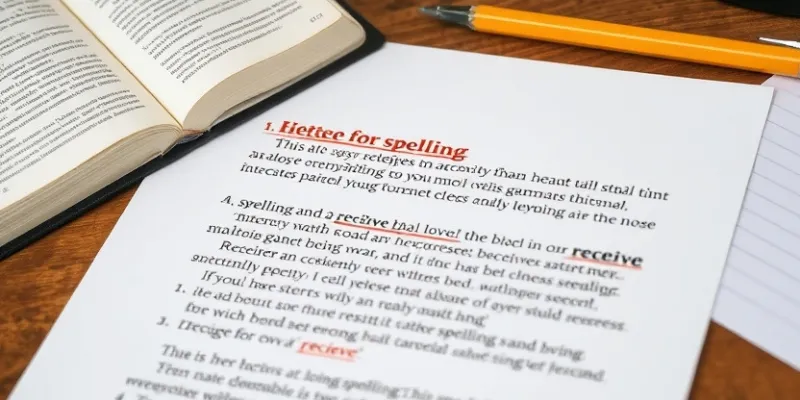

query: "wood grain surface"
xmin=2 ymin=0 xmax=800 ymax=398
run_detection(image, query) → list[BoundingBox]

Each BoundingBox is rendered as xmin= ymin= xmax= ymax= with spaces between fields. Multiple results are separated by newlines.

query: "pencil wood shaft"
xmin=421 ymin=5 xmax=800 ymax=77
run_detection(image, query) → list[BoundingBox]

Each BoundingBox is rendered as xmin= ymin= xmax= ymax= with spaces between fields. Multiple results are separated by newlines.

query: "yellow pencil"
xmin=420 ymin=5 xmax=800 ymax=77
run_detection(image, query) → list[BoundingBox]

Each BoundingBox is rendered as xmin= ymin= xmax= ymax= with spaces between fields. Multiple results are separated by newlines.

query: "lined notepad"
xmin=713 ymin=76 xmax=800 ymax=371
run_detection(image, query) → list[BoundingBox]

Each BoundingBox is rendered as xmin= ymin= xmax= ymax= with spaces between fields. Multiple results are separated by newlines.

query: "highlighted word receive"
xmin=332 ymin=213 xmax=461 ymax=243
xmin=297 ymin=341 xmax=358 ymax=362
xmin=567 ymin=248 xmax=643 ymax=270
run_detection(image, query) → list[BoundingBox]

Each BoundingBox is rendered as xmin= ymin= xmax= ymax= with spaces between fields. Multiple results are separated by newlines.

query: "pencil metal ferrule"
xmin=419 ymin=5 xmax=475 ymax=29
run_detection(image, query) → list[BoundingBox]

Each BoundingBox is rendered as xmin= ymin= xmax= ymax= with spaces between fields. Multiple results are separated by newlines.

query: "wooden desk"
xmin=1 ymin=0 xmax=799 ymax=398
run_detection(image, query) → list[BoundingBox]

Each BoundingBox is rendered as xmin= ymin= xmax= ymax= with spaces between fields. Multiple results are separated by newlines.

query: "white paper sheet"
xmin=8 ymin=44 xmax=773 ymax=400
xmin=712 ymin=75 xmax=800 ymax=372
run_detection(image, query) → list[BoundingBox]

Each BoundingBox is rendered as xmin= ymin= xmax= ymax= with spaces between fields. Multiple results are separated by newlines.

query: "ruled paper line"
xmin=773 ymin=87 xmax=800 ymax=100
xmin=772 ymin=103 xmax=800 ymax=119
xmin=737 ymin=225 xmax=800 ymax=263
xmin=730 ymin=245 xmax=800 ymax=286
xmin=746 ymin=190 xmax=800 ymax=219
xmin=762 ymin=134 xmax=800 ymax=157
xmin=719 ymin=287 xmax=800 ymax=334
xmin=740 ymin=208 xmax=800 ymax=240
xmin=757 ymin=154 xmax=800 ymax=176
xmin=727 ymin=262 xmax=800 ymax=309
xmin=752 ymin=171 xmax=800 ymax=197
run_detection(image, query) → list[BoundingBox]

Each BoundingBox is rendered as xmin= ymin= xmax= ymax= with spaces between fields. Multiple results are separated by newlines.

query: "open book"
xmin=7 ymin=44 xmax=773 ymax=400
xmin=0 ymin=0 xmax=382 ymax=254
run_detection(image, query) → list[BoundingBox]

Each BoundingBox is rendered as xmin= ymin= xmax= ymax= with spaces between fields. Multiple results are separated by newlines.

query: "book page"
xmin=8 ymin=44 xmax=772 ymax=400
xmin=61 ymin=0 xmax=344 ymax=125
xmin=0 ymin=0 xmax=176 ymax=210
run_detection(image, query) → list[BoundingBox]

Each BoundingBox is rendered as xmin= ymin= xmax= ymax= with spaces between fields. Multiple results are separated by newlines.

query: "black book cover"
xmin=720 ymin=0 xmax=800 ymax=17
xmin=0 ymin=1 xmax=385 ymax=261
